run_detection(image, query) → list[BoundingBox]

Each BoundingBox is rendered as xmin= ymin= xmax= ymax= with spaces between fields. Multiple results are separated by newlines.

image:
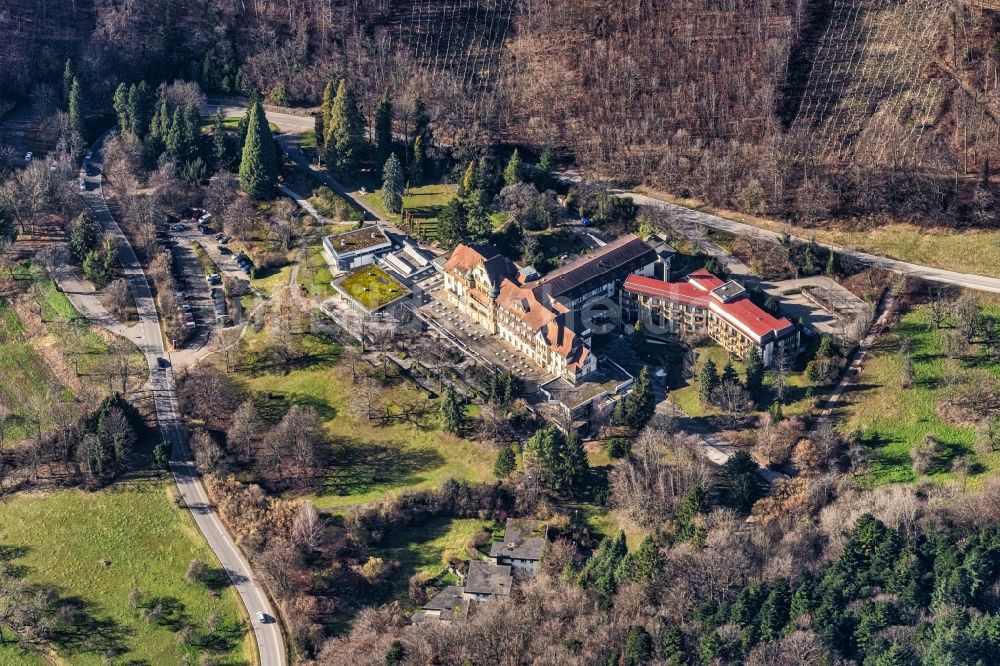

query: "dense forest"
xmin=3 ymin=0 xmax=1000 ymax=226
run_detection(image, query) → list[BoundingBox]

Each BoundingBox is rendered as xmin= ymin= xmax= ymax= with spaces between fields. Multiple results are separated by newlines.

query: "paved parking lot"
xmin=759 ymin=275 xmax=872 ymax=341
xmin=417 ymin=290 xmax=551 ymax=390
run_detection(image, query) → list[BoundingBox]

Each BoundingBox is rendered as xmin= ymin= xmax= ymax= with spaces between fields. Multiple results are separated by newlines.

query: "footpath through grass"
xmin=237 ymin=333 xmax=494 ymax=510
xmin=0 ymin=482 xmax=253 ymax=665
xmin=843 ymin=304 xmax=1000 ymax=487
xmin=0 ymin=270 xmax=147 ymax=445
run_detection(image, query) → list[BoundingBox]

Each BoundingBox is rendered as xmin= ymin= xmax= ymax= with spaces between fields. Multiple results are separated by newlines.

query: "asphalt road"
xmin=80 ymin=139 xmax=287 ymax=666
xmin=623 ymin=190 xmax=1000 ymax=294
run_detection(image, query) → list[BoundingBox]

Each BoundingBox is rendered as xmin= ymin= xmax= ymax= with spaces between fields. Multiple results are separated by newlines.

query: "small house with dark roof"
xmin=463 ymin=561 xmax=513 ymax=600
xmin=489 ymin=519 xmax=547 ymax=575
xmin=410 ymin=585 xmax=469 ymax=625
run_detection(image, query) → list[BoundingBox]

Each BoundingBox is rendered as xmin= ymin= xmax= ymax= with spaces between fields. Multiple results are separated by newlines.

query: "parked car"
xmin=157 ymin=357 xmax=170 ymax=369
xmin=172 ymin=223 xmax=186 ymax=232
xmin=85 ymin=150 xmax=92 ymax=159
xmin=180 ymin=303 xmax=191 ymax=311
xmin=24 ymin=151 xmax=32 ymax=162
xmin=206 ymin=273 xmax=221 ymax=285
xmin=217 ymin=245 xmax=231 ymax=254
xmin=218 ymin=235 xmax=231 ymax=244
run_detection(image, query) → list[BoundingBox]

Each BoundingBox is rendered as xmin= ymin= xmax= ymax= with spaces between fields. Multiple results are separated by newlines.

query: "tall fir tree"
xmin=526 ymin=426 xmax=588 ymax=494
xmin=438 ymin=384 xmax=463 ymax=434
xmin=129 ymin=81 xmax=152 ymax=139
xmin=494 ymin=445 xmax=517 ymax=479
xmin=68 ymin=77 xmax=83 ymax=139
xmin=112 ymin=83 xmax=130 ymax=133
xmin=504 ymin=148 xmax=523 ymax=187
xmin=721 ymin=361 xmax=741 ymax=387
xmin=412 ymin=96 xmax=431 ymax=145
xmin=381 ymin=153 xmax=404 ymax=214
xmin=325 ymin=80 xmax=364 ymax=175
xmin=745 ymin=351 xmax=764 ymax=397
xmin=698 ymin=358 xmax=720 ymax=404
xmin=165 ymin=107 xmax=183 ymax=158
xmin=625 ymin=365 xmax=656 ymax=429
xmin=409 ymin=135 xmax=426 ymax=186
xmin=320 ymin=79 xmax=336 ymax=148
xmin=62 ymin=59 xmax=74 ymax=105
xmin=373 ymin=90 xmax=393 ymax=172
xmin=239 ymin=101 xmax=278 ymax=199
xmin=436 ymin=198 xmax=468 ymax=247
xmin=460 ymin=160 xmax=477 ymax=197
xmin=212 ymin=108 xmax=228 ymax=168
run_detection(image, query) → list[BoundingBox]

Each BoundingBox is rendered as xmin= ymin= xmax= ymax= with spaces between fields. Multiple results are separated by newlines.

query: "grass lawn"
xmin=237 ymin=335 xmax=495 ymax=510
xmin=297 ymin=244 xmax=335 ymax=299
xmin=201 ymin=115 xmax=279 ymax=134
xmin=0 ymin=482 xmax=253 ymax=665
xmin=308 ymin=186 xmax=364 ymax=222
xmin=335 ymin=266 xmax=411 ymax=311
xmin=248 ymin=262 xmax=293 ymax=296
xmin=671 ymin=344 xmax=743 ymax=417
xmin=297 ymin=130 xmax=317 ymax=150
xmin=359 ymin=183 xmax=457 ymax=226
xmin=369 ymin=517 xmax=490 ymax=609
xmin=0 ymin=273 xmax=147 ymax=445
xmin=841 ymin=305 xmax=1000 ymax=487
xmin=635 ymin=187 xmax=1000 ymax=280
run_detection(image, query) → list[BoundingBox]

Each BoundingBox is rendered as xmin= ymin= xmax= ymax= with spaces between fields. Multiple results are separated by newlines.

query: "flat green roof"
xmin=335 ymin=265 xmax=412 ymax=311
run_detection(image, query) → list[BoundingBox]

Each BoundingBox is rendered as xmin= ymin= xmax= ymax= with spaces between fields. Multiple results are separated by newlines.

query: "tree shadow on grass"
xmin=191 ymin=618 xmax=247 ymax=655
xmin=46 ymin=594 xmax=132 ymax=658
xmin=320 ymin=439 xmax=445 ymax=497
xmin=138 ymin=595 xmax=189 ymax=631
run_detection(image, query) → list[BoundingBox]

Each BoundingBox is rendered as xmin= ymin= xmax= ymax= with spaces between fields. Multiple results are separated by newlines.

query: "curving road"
xmin=80 ymin=138 xmax=286 ymax=666
xmin=622 ymin=189 xmax=1000 ymax=294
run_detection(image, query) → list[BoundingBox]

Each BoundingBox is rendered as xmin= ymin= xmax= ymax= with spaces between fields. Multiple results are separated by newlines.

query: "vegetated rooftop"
xmin=324 ymin=225 xmax=390 ymax=255
xmin=335 ymin=265 xmax=412 ymax=311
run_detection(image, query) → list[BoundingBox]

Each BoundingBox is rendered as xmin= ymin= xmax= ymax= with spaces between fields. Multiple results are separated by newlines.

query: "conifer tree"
xmin=436 ymin=198 xmax=468 ymax=248
xmin=409 ymin=135 xmax=426 ymax=186
xmin=578 ymin=531 xmax=627 ymax=597
xmin=504 ymin=148 xmax=523 ymax=187
xmin=721 ymin=361 xmax=741 ymax=387
xmin=460 ymin=160 xmax=477 ymax=197
xmin=623 ymin=626 xmax=653 ymax=666
xmin=618 ymin=536 xmax=664 ymax=583
xmin=625 ymin=366 xmax=656 ymax=429
xmin=438 ymin=384 xmax=463 ymax=434
xmin=373 ymin=90 xmax=393 ymax=172
xmin=68 ymin=77 xmax=83 ymax=139
xmin=165 ymin=107 xmax=183 ymax=158
xmin=129 ymin=81 xmax=152 ymax=139
xmin=494 ymin=445 xmax=517 ymax=479
xmin=381 ymin=153 xmax=404 ymax=214
xmin=320 ymin=79 xmax=336 ymax=148
xmin=412 ymin=96 xmax=431 ymax=145
xmin=239 ymin=101 xmax=278 ymax=199
xmin=325 ymin=80 xmax=364 ymax=175
xmin=212 ymin=109 xmax=228 ymax=167
xmin=63 ymin=59 xmax=74 ymax=105
xmin=526 ymin=426 xmax=588 ymax=494
xmin=698 ymin=358 xmax=719 ymax=404
xmin=745 ymin=351 xmax=764 ymax=397
xmin=113 ymin=83 xmax=130 ymax=133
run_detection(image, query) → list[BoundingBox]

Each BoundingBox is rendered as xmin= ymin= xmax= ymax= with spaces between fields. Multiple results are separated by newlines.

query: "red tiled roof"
xmin=623 ymin=273 xmax=795 ymax=343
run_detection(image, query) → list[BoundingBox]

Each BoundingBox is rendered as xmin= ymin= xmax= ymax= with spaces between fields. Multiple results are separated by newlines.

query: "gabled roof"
xmin=465 ymin=561 xmax=513 ymax=596
xmin=535 ymin=234 xmax=655 ymax=299
xmin=623 ymin=272 xmax=796 ymax=343
xmin=443 ymin=243 xmax=517 ymax=285
xmin=489 ymin=519 xmax=547 ymax=561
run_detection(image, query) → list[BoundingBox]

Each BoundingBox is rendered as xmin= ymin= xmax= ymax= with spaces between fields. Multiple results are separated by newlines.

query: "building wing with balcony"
xmin=621 ymin=269 xmax=799 ymax=366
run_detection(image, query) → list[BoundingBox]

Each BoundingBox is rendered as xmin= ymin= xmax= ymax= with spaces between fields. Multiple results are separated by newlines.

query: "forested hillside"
xmin=3 ymin=0 xmax=1000 ymax=226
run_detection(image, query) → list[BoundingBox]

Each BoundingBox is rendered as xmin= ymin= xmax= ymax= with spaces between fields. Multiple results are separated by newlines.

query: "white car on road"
xmin=256 ymin=611 xmax=267 ymax=623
